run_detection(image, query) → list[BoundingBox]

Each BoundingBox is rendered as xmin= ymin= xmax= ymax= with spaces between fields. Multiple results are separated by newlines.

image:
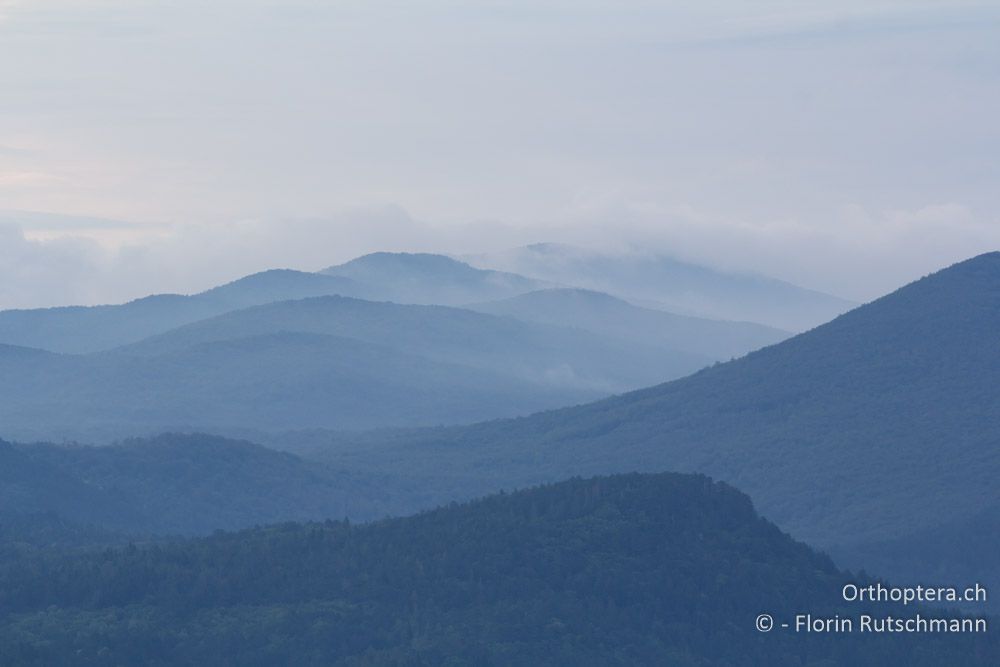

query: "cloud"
xmin=0 ymin=0 xmax=996 ymax=227
xmin=1 ymin=200 xmax=996 ymax=310
xmin=0 ymin=1 xmax=996 ymax=308
xmin=0 ymin=223 xmax=112 ymax=309
xmin=547 ymin=199 xmax=1000 ymax=300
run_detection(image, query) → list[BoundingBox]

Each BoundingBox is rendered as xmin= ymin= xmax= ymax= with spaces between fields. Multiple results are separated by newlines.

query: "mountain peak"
xmin=320 ymin=251 xmax=547 ymax=306
xmin=324 ymin=251 xmax=469 ymax=274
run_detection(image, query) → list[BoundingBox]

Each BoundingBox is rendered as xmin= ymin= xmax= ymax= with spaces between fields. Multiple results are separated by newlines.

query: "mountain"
xmin=468 ymin=287 xmax=789 ymax=360
xmin=0 ymin=439 xmax=141 ymax=534
xmin=1 ymin=434 xmax=423 ymax=537
xmin=0 ymin=472 xmax=990 ymax=666
xmin=119 ymin=295 xmax=712 ymax=388
xmin=466 ymin=243 xmax=856 ymax=331
xmin=0 ymin=269 xmax=363 ymax=354
xmin=1 ymin=289 xmax=737 ymax=442
xmin=196 ymin=268 xmax=366 ymax=306
xmin=0 ymin=328 xmax=608 ymax=442
xmin=321 ymin=251 xmax=550 ymax=305
xmin=298 ymin=253 xmax=1000 ymax=592
xmin=0 ymin=253 xmax=549 ymax=355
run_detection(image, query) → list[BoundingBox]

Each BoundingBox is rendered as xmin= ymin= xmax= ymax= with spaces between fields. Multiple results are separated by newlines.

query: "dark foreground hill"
xmin=299 ymin=253 xmax=1000 ymax=589
xmin=0 ymin=473 xmax=992 ymax=666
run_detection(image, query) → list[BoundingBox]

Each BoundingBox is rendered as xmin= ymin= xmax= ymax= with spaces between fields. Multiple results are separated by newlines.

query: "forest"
xmin=0 ymin=473 xmax=994 ymax=666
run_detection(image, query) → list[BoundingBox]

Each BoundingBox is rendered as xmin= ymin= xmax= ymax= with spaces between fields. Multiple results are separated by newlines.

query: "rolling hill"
xmin=117 ymin=295 xmax=713 ymax=388
xmin=0 ymin=269 xmax=363 ymax=354
xmin=2 ymin=286 xmax=770 ymax=442
xmin=0 ymin=253 xmax=552 ymax=355
xmin=468 ymin=287 xmax=789 ymax=360
xmin=1 ymin=434 xmax=422 ymax=537
xmin=0 ymin=439 xmax=141 ymax=534
xmin=0 ymin=327 xmax=609 ymax=442
xmin=1 ymin=472 xmax=990 ymax=666
xmin=466 ymin=243 xmax=856 ymax=331
xmin=298 ymin=253 xmax=1000 ymax=590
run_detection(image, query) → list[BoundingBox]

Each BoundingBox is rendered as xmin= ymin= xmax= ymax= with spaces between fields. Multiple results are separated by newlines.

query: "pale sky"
xmin=1 ymin=0 xmax=999 ymax=308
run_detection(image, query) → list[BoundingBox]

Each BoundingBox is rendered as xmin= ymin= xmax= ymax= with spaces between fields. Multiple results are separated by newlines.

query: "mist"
xmin=2 ymin=0 xmax=999 ymax=307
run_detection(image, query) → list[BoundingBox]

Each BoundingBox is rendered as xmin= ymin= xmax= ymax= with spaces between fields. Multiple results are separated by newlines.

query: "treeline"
xmin=0 ymin=473 xmax=993 ymax=666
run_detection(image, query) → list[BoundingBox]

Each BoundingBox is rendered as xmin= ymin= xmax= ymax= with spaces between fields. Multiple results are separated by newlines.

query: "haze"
xmin=1 ymin=0 xmax=998 ymax=308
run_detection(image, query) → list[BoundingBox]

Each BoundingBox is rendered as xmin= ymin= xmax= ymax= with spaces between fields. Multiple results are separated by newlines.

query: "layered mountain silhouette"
xmin=2 ymin=472 xmax=991 ymax=666
xmin=467 ymin=243 xmax=856 ymax=330
xmin=321 ymin=251 xmax=550 ymax=305
xmin=301 ymin=253 xmax=1000 ymax=593
xmin=0 ymin=293 xmax=736 ymax=441
xmin=0 ymin=252 xmax=793 ymax=442
xmin=0 ymin=252 xmax=546 ymax=357
xmin=469 ymin=287 xmax=788 ymax=360
xmin=0 ymin=266 xmax=795 ymax=442
xmin=0 ymin=269 xmax=365 ymax=354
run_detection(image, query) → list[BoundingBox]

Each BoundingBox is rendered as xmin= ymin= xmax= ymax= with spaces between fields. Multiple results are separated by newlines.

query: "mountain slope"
xmin=0 ymin=472 xmax=990 ymax=666
xmin=303 ymin=253 xmax=1000 ymax=578
xmin=321 ymin=251 xmax=550 ymax=305
xmin=0 ymin=330 xmax=603 ymax=442
xmin=0 ymin=269 xmax=362 ymax=354
xmin=469 ymin=287 xmax=789 ymax=360
xmin=4 ymin=434 xmax=422 ymax=536
xmin=0 ymin=292 xmax=724 ymax=442
xmin=467 ymin=243 xmax=856 ymax=330
xmin=0 ymin=440 xmax=140 ymax=533
xmin=120 ymin=295 xmax=708 ymax=388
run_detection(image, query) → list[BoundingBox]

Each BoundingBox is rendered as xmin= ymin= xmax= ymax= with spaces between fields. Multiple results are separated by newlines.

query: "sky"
xmin=1 ymin=0 xmax=999 ymax=308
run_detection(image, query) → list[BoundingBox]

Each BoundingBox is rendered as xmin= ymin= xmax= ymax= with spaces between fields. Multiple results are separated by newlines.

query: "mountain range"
xmin=0 ymin=249 xmax=812 ymax=355
xmin=0 ymin=253 xmax=790 ymax=442
xmin=468 ymin=287 xmax=784 ymax=361
xmin=292 ymin=252 xmax=1000 ymax=597
xmin=467 ymin=242 xmax=856 ymax=330
xmin=0 ymin=269 xmax=364 ymax=355
xmin=0 ymin=295 xmax=719 ymax=442
xmin=1 ymin=247 xmax=996 ymax=661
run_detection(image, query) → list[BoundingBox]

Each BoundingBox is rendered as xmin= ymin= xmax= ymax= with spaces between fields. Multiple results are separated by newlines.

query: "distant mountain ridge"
xmin=321 ymin=251 xmax=552 ymax=305
xmin=466 ymin=242 xmax=856 ymax=330
xmin=0 ymin=246 xmax=802 ymax=441
xmin=3 ymin=291 xmax=750 ymax=442
xmin=468 ymin=287 xmax=788 ymax=360
xmin=0 ymin=252 xmax=552 ymax=355
xmin=0 ymin=269 xmax=365 ymax=354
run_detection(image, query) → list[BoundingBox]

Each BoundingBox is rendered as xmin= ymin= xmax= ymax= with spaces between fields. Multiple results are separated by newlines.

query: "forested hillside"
xmin=298 ymin=253 xmax=1000 ymax=589
xmin=1 ymin=434 xmax=421 ymax=536
xmin=0 ymin=473 xmax=991 ymax=666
